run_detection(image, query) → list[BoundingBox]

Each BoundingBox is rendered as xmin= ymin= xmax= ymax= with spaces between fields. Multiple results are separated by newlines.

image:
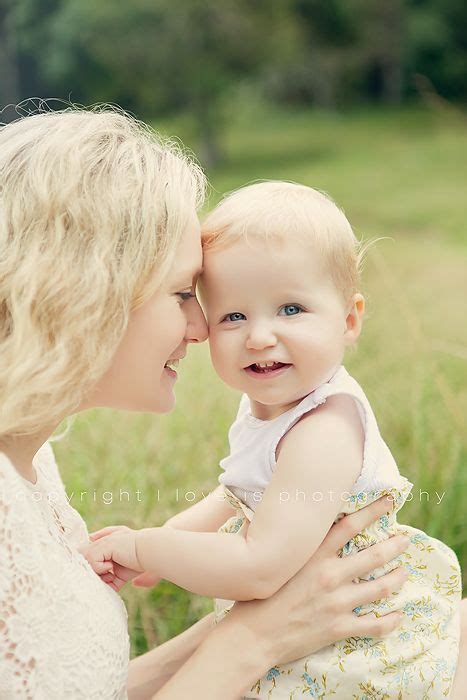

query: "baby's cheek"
xmin=210 ymin=335 xmax=238 ymax=381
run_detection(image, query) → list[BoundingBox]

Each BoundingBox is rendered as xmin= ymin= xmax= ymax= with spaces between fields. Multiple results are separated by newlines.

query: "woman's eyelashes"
xmin=176 ymin=290 xmax=197 ymax=302
xmin=221 ymin=304 xmax=306 ymax=323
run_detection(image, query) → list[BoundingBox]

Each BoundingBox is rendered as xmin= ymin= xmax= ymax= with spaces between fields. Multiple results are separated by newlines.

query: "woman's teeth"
xmin=165 ymin=359 xmax=179 ymax=370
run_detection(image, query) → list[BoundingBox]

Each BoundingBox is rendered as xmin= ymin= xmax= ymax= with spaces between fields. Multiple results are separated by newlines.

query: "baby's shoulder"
xmin=277 ymin=392 xmax=364 ymax=461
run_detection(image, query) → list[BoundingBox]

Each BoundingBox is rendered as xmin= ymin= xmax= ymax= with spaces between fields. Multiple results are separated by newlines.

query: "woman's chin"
xmin=117 ymin=389 xmax=176 ymax=414
xmin=150 ymin=388 xmax=177 ymax=414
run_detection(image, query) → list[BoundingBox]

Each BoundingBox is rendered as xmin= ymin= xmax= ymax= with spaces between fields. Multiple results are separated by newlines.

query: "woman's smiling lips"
xmin=244 ymin=361 xmax=292 ymax=379
xmin=163 ymin=355 xmax=185 ymax=379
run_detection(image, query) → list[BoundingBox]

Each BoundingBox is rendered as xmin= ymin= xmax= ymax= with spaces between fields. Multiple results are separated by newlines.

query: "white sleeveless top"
xmin=0 ymin=442 xmax=130 ymax=699
xmin=219 ymin=365 xmax=411 ymax=511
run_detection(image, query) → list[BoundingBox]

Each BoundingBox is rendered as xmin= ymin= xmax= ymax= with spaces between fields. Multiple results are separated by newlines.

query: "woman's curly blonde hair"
xmin=0 ymin=106 xmax=206 ymax=438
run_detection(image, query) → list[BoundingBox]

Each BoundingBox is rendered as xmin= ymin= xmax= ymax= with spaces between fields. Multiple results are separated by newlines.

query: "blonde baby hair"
xmin=0 ymin=106 xmax=206 ymax=438
xmin=202 ymin=181 xmax=364 ymax=304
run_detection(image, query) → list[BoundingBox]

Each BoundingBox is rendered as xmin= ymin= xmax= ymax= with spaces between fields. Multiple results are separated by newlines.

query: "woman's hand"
xmin=226 ymin=495 xmax=409 ymax=667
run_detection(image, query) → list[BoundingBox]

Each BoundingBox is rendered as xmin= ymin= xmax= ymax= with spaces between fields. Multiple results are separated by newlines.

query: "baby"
xmin=84 ymin=182 xmax=461 ymax=698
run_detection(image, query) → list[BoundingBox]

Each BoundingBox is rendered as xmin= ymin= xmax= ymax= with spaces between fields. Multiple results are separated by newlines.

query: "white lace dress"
xmin=0 ymin=441 xmax=130 ymax=699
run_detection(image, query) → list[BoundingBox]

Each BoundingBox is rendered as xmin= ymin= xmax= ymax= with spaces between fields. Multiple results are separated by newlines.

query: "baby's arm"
xmin=164 ymin=485 xmax=236 ymax=532
xmin=128 ymin=485 xmax=236 ymax=589
xmin=83 ymin=485 xmax=235 ymax=590
xmin=85 ymin=395 xmax=364 ymax=600
xmin=86 ymin=396 xmax=364 ymax=598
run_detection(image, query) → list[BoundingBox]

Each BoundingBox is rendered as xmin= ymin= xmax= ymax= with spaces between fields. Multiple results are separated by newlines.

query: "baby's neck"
xmin=247 ymin=363 xmax=343 ymax=420
xmin=248 ymin=396 xmax=304 ymax=421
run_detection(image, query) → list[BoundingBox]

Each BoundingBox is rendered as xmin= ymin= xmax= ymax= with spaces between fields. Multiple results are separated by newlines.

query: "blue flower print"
xmin=379 ymin=514 xmax=389 ymax=528
xmin=266 ymin=667 xmax=280 ymax=681
xmin=302 ymin=672 xmax=324 ymax=696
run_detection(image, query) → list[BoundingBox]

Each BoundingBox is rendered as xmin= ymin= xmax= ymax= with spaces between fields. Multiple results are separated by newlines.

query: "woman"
xmin=0 ymin=108 xmax=463 ymax=698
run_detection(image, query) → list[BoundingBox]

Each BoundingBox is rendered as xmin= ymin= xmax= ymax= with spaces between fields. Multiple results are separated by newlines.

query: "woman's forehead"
xmin=173 ymin=217 xmax=203 ymax=284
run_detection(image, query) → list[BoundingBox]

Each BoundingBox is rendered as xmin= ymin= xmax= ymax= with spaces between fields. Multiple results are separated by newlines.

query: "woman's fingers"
xmin=89 ymin=525 xmax=129 ymax=541
xmin=346 ymin=565 xmax=408 ymax=609
xmin=353 ymin=610 xmax=403 ymax=639
xmin=132 ymin=572 xmax=161 ymax=588
xmin=343 ymin=535 xmax=409 ymax=582
xmin=323 ymin=496 xmax=394 ymax=554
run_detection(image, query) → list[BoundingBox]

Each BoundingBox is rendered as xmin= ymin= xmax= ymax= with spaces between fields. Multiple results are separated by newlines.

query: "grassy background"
xmin=54 ymin=105 xmax=467 ymax=657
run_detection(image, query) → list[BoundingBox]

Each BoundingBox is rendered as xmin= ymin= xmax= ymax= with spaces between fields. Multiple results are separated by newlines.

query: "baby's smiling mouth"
xmin=245 ymin=361 xmax=291 ymax=375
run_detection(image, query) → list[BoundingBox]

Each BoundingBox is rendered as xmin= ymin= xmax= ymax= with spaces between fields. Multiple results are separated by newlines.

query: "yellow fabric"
xmin=215 ymin=485 xmax=461 ymax=699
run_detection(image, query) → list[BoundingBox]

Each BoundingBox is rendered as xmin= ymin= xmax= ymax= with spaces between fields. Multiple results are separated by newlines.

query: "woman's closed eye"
xmin=176 ymin=290 xmax=197 ymax=302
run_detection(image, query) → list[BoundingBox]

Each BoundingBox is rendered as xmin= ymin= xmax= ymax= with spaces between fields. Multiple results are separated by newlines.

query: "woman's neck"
xmin=0 ymin=423 xmax=59 ymax=482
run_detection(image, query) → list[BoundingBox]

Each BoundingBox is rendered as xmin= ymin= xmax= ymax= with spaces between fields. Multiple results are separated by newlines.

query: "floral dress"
xmin=215 ymin=366 xmax=461 ymax=699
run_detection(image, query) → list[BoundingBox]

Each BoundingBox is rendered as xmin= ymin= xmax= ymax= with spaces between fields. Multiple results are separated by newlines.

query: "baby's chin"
xmin=245 ymin=386 xmax=311 ymax=409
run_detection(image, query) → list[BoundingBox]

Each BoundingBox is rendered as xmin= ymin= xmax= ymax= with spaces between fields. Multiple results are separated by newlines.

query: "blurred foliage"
xmin=1 ymin=0 xmax=467 ymax=164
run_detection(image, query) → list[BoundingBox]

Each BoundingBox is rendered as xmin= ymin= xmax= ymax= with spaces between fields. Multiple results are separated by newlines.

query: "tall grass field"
xmin=54 ymin=105 xmax=467 ymax=656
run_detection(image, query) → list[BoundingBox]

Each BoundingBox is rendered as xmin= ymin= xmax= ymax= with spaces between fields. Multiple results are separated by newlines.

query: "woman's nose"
xmin=245 ymin=323 xmax=277 ymax=351
xmin=185 ymin=297 xmax=208 ymax=343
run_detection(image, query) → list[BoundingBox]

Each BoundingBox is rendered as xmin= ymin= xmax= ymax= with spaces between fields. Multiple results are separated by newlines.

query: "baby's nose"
xmin=245 ymin=323 xmax=277 ymax=350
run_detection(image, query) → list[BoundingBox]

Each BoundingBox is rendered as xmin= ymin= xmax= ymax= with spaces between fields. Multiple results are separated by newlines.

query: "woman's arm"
xmin=127 ymin=497 xmax=409 ymax=699
xmin=127 ymin=613 xmax=215 ymax=699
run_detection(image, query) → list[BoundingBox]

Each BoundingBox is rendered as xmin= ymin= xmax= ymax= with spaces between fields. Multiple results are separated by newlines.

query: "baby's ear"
xmin=344 ymin=293 xmax=365 ymax=345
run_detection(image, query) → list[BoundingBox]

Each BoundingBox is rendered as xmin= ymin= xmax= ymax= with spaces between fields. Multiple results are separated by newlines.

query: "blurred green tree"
xmin=34 ymin=0 xmax=294 ymax=166
xmin=0 ymin=0 xmax=20 ymax=120
xmin=2 ymin=1 xmax=467 ymax=143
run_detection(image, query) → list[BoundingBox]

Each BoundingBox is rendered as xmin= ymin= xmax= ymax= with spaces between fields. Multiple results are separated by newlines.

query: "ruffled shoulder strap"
xmin=269 ymin=366 xmax=408 ymax=493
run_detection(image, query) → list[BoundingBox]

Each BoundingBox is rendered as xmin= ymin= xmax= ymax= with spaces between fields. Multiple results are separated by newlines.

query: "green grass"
xmin=54 ymin=105 xmax=467 ymax=657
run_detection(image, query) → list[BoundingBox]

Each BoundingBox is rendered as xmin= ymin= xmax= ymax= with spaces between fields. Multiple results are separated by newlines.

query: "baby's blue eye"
xmin=280 ymin=304 xmax=303 ymax=316
xmin=224 ymin=312 xmax=246 ymax=322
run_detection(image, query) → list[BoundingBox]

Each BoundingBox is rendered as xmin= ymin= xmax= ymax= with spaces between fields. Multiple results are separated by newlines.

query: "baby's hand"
xmin=82 ymin=526 xmax=143 ymax=579
xmin=85 ymin=525 xmax=162 ymax=590
xmin=84 ymin=525 xmax=140 ymax=591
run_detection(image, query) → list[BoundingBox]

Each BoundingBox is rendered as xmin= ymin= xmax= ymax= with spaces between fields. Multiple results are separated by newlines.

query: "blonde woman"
xmin=0 ymin=108 xmax=463 ymax=699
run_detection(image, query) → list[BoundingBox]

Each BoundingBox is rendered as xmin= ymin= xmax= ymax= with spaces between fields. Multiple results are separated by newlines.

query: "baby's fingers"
xmin=92 ymin=560 xmax=115 ymax=575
